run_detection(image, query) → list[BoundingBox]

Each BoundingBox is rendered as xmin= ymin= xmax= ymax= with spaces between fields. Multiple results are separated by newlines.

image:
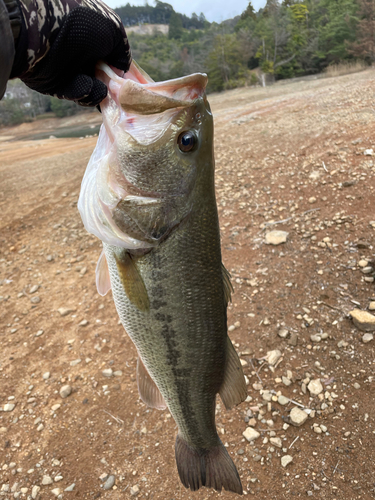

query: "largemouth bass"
xmin=78 ymin=62 xmax=247 ymax=494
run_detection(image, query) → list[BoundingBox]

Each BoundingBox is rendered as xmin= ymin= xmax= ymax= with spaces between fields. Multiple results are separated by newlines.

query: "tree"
xmin=241 ymin=2 xmax=257 ymax=20
xmin=168 ymin=11 xmax=183 ymax=39
xmin=349 ymin=0 xmax=375 ymax=62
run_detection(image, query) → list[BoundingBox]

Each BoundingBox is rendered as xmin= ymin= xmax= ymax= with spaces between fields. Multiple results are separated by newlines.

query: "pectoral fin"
xmin=115 ymin=253 xmax=149 ymax=312
xmin=219 ymin=336 xmax=247 ymax=410
xmin=96 ymin=249 xmax=111 ymax=296
xmin=137 ymin=356 xmax=167 ymax=410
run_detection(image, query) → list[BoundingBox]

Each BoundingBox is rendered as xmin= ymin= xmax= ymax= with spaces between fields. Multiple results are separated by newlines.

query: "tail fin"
xmin=175 ymin=434 xmax=243 ymax=495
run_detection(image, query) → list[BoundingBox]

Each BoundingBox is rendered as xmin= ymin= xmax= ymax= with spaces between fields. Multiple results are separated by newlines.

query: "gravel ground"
xmin=0 ymin=69 xmax=374 ymax=499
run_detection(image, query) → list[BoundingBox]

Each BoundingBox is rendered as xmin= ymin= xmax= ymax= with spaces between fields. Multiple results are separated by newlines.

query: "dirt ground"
xmin=0 ymin=70 xmax=374 ymax=500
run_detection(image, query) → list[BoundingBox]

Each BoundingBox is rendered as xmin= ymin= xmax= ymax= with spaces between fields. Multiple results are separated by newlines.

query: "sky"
xmin=104 ymin=0 xmax=267 ymax=23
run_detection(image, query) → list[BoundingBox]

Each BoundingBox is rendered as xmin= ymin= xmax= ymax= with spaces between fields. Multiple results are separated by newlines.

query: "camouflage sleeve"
xmin=0 ymin=0 xmax=21 ymax=99
xmin=16 ymin=0 xmax=130 ymax=73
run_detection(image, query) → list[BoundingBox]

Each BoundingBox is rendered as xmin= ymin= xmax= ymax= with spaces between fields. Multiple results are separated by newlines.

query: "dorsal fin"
xmin=96 ymin=249 xmax=111 ymax=296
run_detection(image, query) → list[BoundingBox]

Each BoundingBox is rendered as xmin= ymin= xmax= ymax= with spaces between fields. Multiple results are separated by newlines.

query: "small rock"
xmin=102 ymin=368 xmax=113 ymax=378
xmin=282 ymin=376 xmax=291 ymax=387
xmin=290 ymin=407 xmax=308 ymax=427
xmin=350 ymin=309 xmax=375 ymax=332
xmin=368 ymin=301 xmax=375 ymax=311
xmin=57 ymin=307 xmax=75 ymax=317
xmin=51 ymin=404 xmax=61 ymax=411
xmin=3 ymin=403 xmax=15 ymax=412
xmin=278 ymin=327 xmax=289 ymax=339
xmin=364 ymin=149 xmax=374 ymax=156
xmin=70 ymin=359 xmax=81 ymax=367
xmin=265 ymin=230 xmax=289 ymax=246
xmin=362 ymin=333 xmax=374 ymax=343
xmin=130 ymin=485 xmax=140 ymax=496
xmin=358 ymin=259 xmax=369 ymax=268
xmin=59 ymin=385 xmax=72 ymax=398
xmin=243 ymin=427 xmax=260 ymax=442
xmin=270 ymin=437 xmax=282 ymax=448
xmin=310 ymin=334 xmax=321 ymax=343
xmin=65 ymin=484 xmax=75 ymax=492
xmin=30 ymin=296 xmax=41 ymax=304
xmin=307 ymin=379 xmax=323 ymax=396
xmin=288 ymin=332 xmax=298 ymax=346
xmin=78 ymin=319 xmax=88 ymax=327
xmin=308 ymin=197 xmax=317 ymax=204
xmin=278 ymin=395 xmax=289 ymax=406
xmin=353 ymin=382 xmax=361 ymax=389
xmin=265 ymin=349 xmax=282 ymax=366
xmin=51 ymin=488 xmax=60 ymax=497
xmin=54 ymin=475 xmax=63 ymax=482
xmin=29 ymin=285 xmax=39 ymax=294
xmin=43 ymin=372 xmax=50 ymax=380
xmin=103 ymin=475 xmax=115 ymax=490
xmin=31 ymin=486 xmax=40 ymax=499
xmin=281 ymin=455 xmax=293 ymax=467
xmin=42 ymin=476 xmax=53 ymax=485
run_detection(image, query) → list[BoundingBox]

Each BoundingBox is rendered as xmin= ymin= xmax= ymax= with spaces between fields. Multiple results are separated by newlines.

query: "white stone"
xmin=59 ymin=385 xmax=72 ymax=398
xmin=42 ymin=476 xmax=53 ymax=485
xmin=265 ymin=230 xmax=289 ymax=246
xmin=362 ymin=333 xmax=374 ymax=343
xmin=290 ymin=407 xmax=308 ymax=427
xmin=31 ymin=485 xmax=40 ymax=499
xmin=243 ymin=427 xmax=260 ymax=442
xmin=3 ymin=403 xmax=15 ymax=412
xmin=281 ymin=455 xmax=293 ymax=467
xmin=307 ymin=379 xmax=323 ymax=396
xmin=350 ymin=309 xmax=375 ymax=332
xmin=265 ymin=349 xmax=282 ymax=366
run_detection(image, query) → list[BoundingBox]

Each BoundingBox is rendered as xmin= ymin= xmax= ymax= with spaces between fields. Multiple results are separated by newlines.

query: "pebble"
xmin=307 ymin=379 xmax=323 ymax=396
xmin=243 ymin=427 xmax=260 ymax=442
xmin=51 ymin=488 xmax=61 ymax=496
xmin=310 ymin=334 xmax=321 ymax=343
xmin=369 ymin=301 xmax=375 ymax=311
xmin=54 ymin=475 xmax=63 ymax=482
xmin=43 ymin=372 xmax=50 ymax=380
xmin=42 ymin=475 xmax=53 ymax=485
xmin=70 ymin=359 xmax=81 ymax=367
xmin=308 ymin=197 xmax=317 ymax=204
xmin=29 ymin=285 xmax=39 ymax=294
xmin=59 ymin=385 xmax=72 ymax=398
xmin=51 ymin=404 xmax=61 ymax=411
xmin=103 ymin=475 xmax=115 ymax=490
xmin=3 ymin=403 xmax=15 ymax=412
xmin=31 ymin=486 xmax=40 ymax=499
xmin=290 ymin=407 xmax=308 ymax=426
xmin=278 ymin=327 xmax=289 ymax=338
xmin=265 ymin=349 xmax=282 ymax=365
xmin=78 ymin=319 xmax=89 ymax=326
xmin=270 ymin=437 xmax=282 ymax=448
xmin=65 ymin=483 xmax=75 ymax=492
xmin=353 ymin=382 xmax=361 ymax=389
xmin=130 ymin=485 xmax=140 ymax=496
xmin=30 ymin=296 xmax=41 ymax=304
xmin=102 ymin=368 xmax=113 ymax=377
xmin=350 ymin=309 xmax=375 ymax=332
xmin=358 ymin=259 xmax=369 ymax=267
xmin=278 ymin=395 xmax=289 ymax=405
xmin=281 ymin=455 xmax=293 ymax=467
xmin=265 ymin=230 xmax=289 ymax=245
xmin=282 ymin=376 xmax=292 ymax=386
xmin=57 ymin=307 xmax=75 ymax=317
xmin=362 ymin=333 xmax=374 ymax=343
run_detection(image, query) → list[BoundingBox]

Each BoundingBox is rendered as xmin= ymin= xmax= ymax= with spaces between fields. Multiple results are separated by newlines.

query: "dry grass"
xmin=324 ymin=60 xmax=368 ymax=78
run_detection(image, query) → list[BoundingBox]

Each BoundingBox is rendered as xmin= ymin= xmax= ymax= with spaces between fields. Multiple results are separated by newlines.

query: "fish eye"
xmin=177 ymin=131 xmax=197 ymax=153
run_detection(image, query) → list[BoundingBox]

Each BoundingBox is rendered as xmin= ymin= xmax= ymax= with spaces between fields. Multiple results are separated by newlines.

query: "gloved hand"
xmin=12 ymin=0 xmax=131 ymax=106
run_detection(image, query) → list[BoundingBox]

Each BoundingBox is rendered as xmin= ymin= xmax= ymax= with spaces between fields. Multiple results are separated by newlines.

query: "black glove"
xmin=14 ymin=0 xmax=131 ymax=106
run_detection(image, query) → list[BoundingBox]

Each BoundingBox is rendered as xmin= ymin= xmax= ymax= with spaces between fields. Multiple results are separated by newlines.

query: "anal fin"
xmin=96 ymin=249 xmax=111 ymax=296
xmin=136 ymin=356 xmax=167 ymax=410
xmin=219 ymin=336 xmax=247 ymax=410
